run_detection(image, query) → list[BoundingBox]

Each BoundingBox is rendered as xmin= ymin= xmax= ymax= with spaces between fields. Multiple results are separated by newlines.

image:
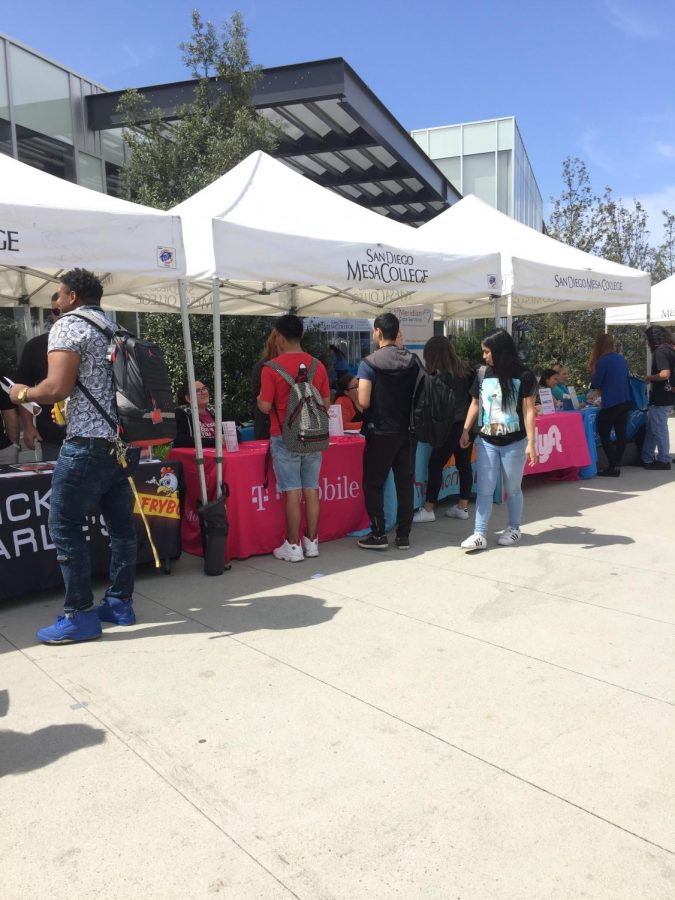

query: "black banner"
xmin=0 ymin=459 xmax=182 ymax=603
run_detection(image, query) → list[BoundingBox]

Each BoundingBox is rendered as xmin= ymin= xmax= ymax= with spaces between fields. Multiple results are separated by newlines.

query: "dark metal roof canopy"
xmin=86 ymin=58 xmax=460 ymax=226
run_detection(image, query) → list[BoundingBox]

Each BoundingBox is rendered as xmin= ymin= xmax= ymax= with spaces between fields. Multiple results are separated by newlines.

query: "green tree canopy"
xmin=118 ymin=10 xmax=304 ymax=421
xmin=517 ymin=156 xmax=674 ymax=383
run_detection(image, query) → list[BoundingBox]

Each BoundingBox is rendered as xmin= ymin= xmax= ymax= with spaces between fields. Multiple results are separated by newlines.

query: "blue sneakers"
xmin=96 ymin=597 xmax=136 ymax=626
xmin=37 ymin=610 xmax=102 ymax=645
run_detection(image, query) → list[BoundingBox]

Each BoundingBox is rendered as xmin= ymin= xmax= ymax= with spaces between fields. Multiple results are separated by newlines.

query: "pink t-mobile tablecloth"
xmin=169 ymin=437 xmax=370 ymax=560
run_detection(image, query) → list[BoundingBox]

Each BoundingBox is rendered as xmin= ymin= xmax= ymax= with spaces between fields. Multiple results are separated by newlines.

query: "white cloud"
xmin=602 ymin=0 xmax=661 ymax=39
xmin=635 ymin=186 xmax=675 ymax=242
xmin=655 ymin=141 xmax=675 ymax=159
xmin=578 ymin=129 xmax=615 ymax=173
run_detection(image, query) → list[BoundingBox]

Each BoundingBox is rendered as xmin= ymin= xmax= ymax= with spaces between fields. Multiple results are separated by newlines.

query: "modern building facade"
xmin=0 ymin=33 xmax=126 ymax=195
xmin=411 ymin=117 xmax=543 ymax=230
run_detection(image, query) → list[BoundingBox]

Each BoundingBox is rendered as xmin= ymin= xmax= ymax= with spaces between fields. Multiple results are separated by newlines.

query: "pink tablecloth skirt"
xmin=169 ymin=437 xmax=370 ymax=559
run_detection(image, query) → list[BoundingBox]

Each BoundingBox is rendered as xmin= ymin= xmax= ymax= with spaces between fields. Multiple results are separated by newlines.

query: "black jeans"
xmin=597 ymin=401 xmax=630 ymax=469
xmin=425 ymin=421 xmax=475 ymax=503
xmin=363 ymin=432 xmax=415 ymax=538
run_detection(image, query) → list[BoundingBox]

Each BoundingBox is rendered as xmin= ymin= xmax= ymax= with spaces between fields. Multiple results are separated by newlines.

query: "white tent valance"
xmin=605 ymin=273 xmax=675 ymax=326
xmin=0 ymin=152 xmax=185 ymax=308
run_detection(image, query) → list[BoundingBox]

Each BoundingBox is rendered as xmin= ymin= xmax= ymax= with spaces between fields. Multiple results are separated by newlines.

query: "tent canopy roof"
xmin=0 ymin=152 xmax=185 ymax=308
xmin=416 ymin=194 xmax=651 ymax=317
xmin=118 ymin=151 xmax=499 ymax=318
xmin=606 ymin=273 xmax=675 ymax=326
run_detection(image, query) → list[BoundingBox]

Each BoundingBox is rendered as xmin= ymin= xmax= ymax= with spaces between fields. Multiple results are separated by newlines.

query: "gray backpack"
xmin=266 ymin=358 xmax=329 ymax=454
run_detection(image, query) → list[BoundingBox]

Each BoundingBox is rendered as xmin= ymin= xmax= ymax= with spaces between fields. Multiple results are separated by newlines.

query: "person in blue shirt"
xmin=587 ymin=333 xmax=630 ymax=477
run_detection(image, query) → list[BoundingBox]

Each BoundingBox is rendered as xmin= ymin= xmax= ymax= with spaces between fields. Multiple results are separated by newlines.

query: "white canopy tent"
xmin=105 ymin=151 xmax=501 ymax=317
xmin=605 ymin=273 xmax=675 ymax=326
xmin=0 ymin=152 xmax=185 ymax=316
xmin=412 ymin=194 xmax=651 ymax=321
xmin=130 ymin=150 xmax=502 ymax=498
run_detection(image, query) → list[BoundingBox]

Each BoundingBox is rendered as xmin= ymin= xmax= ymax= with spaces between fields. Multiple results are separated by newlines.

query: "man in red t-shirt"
xmin=258 ymin=315 xmax=330 ymax=562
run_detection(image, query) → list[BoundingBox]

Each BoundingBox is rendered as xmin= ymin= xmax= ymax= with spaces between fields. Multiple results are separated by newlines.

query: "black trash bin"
xmin=197 ymin=488 xmax=229 ymax=576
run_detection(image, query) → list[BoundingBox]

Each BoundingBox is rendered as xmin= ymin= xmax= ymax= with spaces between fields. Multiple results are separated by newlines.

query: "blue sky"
xmin=4 ymin=0 xmax=675 ymax=236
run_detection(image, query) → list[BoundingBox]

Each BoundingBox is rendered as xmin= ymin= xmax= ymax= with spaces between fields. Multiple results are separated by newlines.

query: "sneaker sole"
xmin=461 ymin=543 xmax=486 ymax=552
xmin=358 ymin=543 xmax=389 ymax=550
xmin=38 ymin=633 xmax=102 ymax=645
xmin=273 ymin=554 xmax=304 ymax=562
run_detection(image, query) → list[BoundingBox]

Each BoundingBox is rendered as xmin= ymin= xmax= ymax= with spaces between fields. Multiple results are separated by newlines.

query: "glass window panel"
xmin=497 ymin=118 xmax=514 ymax=150
xmin=16 ymin=124 xmax=75 ymax=180
xmin=105 ymin=161 xmax=124 ymax=197
xmin=101 ymin=128 xmax=126 ymax=165
xmin=10 ymin=46 xmax=72 ymax=144
xmin=0 ymin=41 xmax=9 ymax=120
xmin=0 ymin=119 xmax=11 ymax=157
xmin=435 ymin=156 xmax=461 ymax=192
xmin=497 ymin=149 xmax=512 ymax=215
xmin=463 ymin=152 xmax=495 ymax=205
xmin=429 ymin=126 xmax=461 ymax=158
xmin=78 ymin=151 xmax=104 ymax=192
xmin=463 ymin=121 xmax=497 ymax=155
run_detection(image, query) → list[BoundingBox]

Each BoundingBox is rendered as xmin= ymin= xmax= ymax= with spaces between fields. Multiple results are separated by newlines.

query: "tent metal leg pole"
xmin=212 ymin=277 xmax=223 ymax=498
xmin=178 ymin=279 xmax=208 ymax=506
xmin=493 ymin=295 xmax=501 ymax=326
xmin=506 ymin=294 xmax=513 ymax=335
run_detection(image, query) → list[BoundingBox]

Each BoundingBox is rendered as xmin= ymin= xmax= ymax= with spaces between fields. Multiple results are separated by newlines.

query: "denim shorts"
xmin=270 ymin=435 xmax=323 ymax=491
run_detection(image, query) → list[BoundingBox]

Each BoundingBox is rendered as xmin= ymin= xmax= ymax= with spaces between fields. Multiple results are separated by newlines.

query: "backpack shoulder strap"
xmin=307 ymin=358 xmax=320 ymax=382
xmin=64 ymin=308 xmax=118 ymax=338
xmin=265 ymin=360 xmax=295 ymax=387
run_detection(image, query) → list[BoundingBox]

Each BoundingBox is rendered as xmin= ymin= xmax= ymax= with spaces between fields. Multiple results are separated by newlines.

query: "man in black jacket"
xmin=357 ymin=312 xmax=420 ymax=550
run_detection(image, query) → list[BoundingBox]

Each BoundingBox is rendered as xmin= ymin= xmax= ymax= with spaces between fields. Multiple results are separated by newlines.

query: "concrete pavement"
xmin=1 ymin=452 xmax=674 ymax=898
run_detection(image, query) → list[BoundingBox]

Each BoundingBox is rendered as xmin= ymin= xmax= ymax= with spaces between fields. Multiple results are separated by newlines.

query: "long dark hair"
xmin=423 ymin=335 xmax=471 ymax=378
xmin=539 ymin=368 xmax=558 ymax=387
xmin=482 ymin=328 xmax=523 ymax=408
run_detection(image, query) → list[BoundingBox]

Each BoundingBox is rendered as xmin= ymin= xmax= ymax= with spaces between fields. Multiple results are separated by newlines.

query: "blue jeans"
xmin=49 ymin=440 xmax=139 ymax=612
xmin=641 ymin=405 xmax=672 ymax=463
xmin=475 ymin=437 xmax=527 ymax=535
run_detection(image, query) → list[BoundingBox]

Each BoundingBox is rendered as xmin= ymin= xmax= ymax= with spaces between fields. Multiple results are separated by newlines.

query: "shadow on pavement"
xmin=101 ymin=592 xmax=342 ymax=642
xmin=533 ymin=524 xmax=635 ymax=549
xmin=0 ymin=721 xmax=106 ymax=777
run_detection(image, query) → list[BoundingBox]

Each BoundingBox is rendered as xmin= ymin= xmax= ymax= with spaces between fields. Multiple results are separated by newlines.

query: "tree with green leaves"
xmin=119 ymin=9 xmax=278 ymax=209
xmin=118 ymin=10 xmax=297 ymax=421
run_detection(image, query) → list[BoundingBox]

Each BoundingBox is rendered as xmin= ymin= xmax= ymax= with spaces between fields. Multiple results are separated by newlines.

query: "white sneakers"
xmin=460 ymin=533 xmax=488 ymax=551
xmin=445 ymin=504 xmax=469 ymax=520
xmin=273 ymin=540 xmax=304 ymax=562
xmin=497 ymin=526 xmax=522 ymax=546
xmin=302 ymin=535 xmax=319 ymax=558
xmin=273 ymin=536 xmax=319 ymax=562
xmin=412 ymin=508 xmax=435 ymax=523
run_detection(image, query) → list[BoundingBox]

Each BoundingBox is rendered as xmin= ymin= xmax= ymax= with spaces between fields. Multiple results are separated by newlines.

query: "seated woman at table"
xmin=334 ymin=374 xmax=364 ymax=431
xmin=537 ymin=369 xmax=563 ymax=412
xmin=174 ymin=381 xmax=219 ymax=448
xmin=587 ymin=332 xmax=630 ymax=477
xmin=551 ymin=364 xmax=571 ymax=401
